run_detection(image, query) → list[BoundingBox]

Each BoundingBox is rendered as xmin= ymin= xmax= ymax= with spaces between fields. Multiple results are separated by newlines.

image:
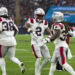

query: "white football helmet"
xmin=0 ymin=7 xmax=8 ymax=16
xmin=34 ymin=8 xmax=45 ymax=22
xmin=52 ymin=11 xmax=64 ymax=23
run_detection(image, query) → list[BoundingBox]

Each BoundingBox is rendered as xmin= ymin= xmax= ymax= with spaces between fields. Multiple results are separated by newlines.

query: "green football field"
xmin=0 ymin=34 xmax=75 ymax=75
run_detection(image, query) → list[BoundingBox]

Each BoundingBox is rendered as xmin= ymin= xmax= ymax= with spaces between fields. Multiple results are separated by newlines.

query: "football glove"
xmin=68 ymin=30 xmax=74 ymax=36
xmin=38 ymin=38 xmax=50 ymax=47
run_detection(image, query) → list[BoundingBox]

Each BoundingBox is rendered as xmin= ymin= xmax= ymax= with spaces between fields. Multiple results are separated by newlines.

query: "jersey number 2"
xmin=36 ymin=27 xmax=42 ymax=36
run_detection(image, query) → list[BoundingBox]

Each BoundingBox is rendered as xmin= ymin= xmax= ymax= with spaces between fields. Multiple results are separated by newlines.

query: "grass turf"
xmin=0 ymin=34 xmax=75 ymax=75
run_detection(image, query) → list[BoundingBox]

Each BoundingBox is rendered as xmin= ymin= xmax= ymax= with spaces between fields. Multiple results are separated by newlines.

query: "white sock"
xmin=0 ymin=58 xmax=6 ymax=75
xmin=40 ymin=58 xmax=50 ymax=71
xmin=67 ymin=48 xmax=72 ymax=59
xmin=49 ymin=63 xmax=56 ymax=75
xmin=63 ymin=63 xmax=75 ymax=75
xmin=9 ymin=57 xmax=21 ymax=66
xmin=35 ymin=58 xmax=41 ymax=75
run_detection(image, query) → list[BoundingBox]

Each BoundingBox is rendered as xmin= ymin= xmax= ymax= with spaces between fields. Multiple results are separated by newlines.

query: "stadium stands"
xmin=0 ymin=0 xmax=75 ymax=34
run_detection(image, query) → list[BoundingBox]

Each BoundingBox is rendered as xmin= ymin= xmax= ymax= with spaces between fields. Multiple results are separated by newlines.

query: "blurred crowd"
xmin=0 ymin=0 xmax=75 ymax=25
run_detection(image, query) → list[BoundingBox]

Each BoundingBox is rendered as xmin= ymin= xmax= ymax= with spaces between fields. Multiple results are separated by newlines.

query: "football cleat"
xmin=20 ymin=62 xmax=25 ymax=74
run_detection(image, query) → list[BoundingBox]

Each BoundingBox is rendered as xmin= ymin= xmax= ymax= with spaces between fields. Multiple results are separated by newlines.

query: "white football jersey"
xmin=27 ymin=18 xmax=48 ymax=44
xmin=0 ymin=17 xmax=16 ymax=46
xmin=51 ymin=22 xmax=68 ymax=48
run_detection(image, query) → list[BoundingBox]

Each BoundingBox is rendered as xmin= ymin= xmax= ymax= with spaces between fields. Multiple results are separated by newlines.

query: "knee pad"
xmin=35 ymin=58 xmax=41 ymax=66
xmin=36 ymin=58 xmax=41 ymax=62
xmin=9 ymin=57 xmax=14 ymax=61
xmin=44 ymin=58 xmax=50 ymax=63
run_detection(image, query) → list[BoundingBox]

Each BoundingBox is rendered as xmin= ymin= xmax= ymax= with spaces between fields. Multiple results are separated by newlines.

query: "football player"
xmin=56 ymin=22 xmax=73 ymax=71
xmin=24 ymin=8 xmax=51 ymax=75
xmin=0 ymin=7 xmax=25 ymax=75
xmin=41 ymin=12 xmax=75 ymax=75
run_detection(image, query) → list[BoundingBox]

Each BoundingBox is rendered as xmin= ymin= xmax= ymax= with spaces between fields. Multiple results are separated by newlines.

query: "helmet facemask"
xmin=35 ymin=14 xmax=45 ymax=23
xmin=34 ymin=8 xmax=45 ymax=23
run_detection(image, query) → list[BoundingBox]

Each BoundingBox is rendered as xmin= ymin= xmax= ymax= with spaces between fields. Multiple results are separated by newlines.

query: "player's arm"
xmin=39 ymin=29 xmax=60 ymax=47
xmin=67 ymin=27 xmax=74 ymax=37
xmin=43 ymin=25 xmax=61 ymax=44
xmin=50 ymin=29 xmax=60 ymax=41
xmin=0 ymin=18 xmax=2 ymax=32
xmin=13 ymin=24 xmax=18 ymax=36
xmin=45 ymin=27 xmax=51 ymax=35
xmin=23 ymin=22 xmax=31 ymax=33
xmin=23 ymin=21 xmax=33 ymax=33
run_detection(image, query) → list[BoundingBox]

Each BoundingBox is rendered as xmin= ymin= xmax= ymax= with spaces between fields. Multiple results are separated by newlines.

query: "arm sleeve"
xmin=14 ymin=24 xmax=19 ymax=32
xmin=44 ymin=20 xmax=48 ymax=29
xmin=27 ymin=18 xmax=32 ymax=25
xmin=0 ymin=22 xmax=2 ymax=31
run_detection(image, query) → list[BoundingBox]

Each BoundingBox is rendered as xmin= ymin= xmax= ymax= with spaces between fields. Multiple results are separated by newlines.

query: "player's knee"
xmin=0 ymin=58 xmax=5 ymax=65
xmin=62 ymin=62 xmax=67 ymax=68
xmin=8 ymin=57 xmax=14 ymax=61
xmin=35 ymin=58 xmax=41 ymax=66
xmin=44 ymin=57 xmax=50 ymax=63
xmin=36 ymin=58 xmax=41 ymax=62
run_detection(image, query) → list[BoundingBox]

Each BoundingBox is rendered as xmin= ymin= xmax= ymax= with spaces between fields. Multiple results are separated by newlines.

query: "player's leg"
xmin=59 ymin=47 xmax=75 ymax=75
xmin=63 ymin=63 xmax=75 ymax=75
xmin=0 ymin=58 xmax=6 ymax=75
xmin=0 ymin=45 xmax=7 ymax=75
xmin=56 ymin=60 xmax=63 ymax=71
xmin=40 ymin=45 xmax=50 ymax=71
xmin=67 ymin=47 xmax=72 ymax=59
xmin=32 ymin=44 xmax=42 ymax=75
xmin=49 ymin=63 xmax=56 ymax=75
xmin=8 ymin=46 xmax=25 ymax=74
xmin=49 ymin=49 xmax=57 ymax=75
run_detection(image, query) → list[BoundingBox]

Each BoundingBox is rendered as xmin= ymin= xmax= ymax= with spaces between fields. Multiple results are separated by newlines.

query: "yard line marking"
xmin=16 ymin=49 xmax=30 ymax=51
xmin=28 ymin=68 xmax=49 ymax=70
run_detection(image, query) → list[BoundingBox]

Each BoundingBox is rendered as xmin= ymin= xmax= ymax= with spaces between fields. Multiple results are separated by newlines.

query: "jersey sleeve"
xmin=44 ymin=20 xmax=48 ymax=29
xmin=53 ymin=23 xmax=63 ymax=30
xmin=0 ymin=17 xmax=2 ymax=31
xmin=14 ymin=24 xmax=19 ymax=32
xmin=27 ymin=18 xmax=34 ymax=25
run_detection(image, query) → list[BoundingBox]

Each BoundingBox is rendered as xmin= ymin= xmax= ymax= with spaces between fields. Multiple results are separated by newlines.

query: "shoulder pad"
xmin=11 ymin=17 xmax=14 ymax=21
xmin=44 ymin=20 xmax=48 ymax=25
xmin=0 ymin=17 xmax=2 ymax=22
xmin=30 ymin=18 xmax=34 ymax=23
xmin=69 ymin=27 xmax=73 ymax=31
xmin=53 ymin=23 xmax=63 ymax=29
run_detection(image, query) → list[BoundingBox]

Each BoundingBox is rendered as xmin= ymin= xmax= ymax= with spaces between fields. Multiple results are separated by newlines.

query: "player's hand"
xmin=68 ymin=30 xmax=74 ymax=36
xmin=38 ymin=38 xmax=50 ymax=47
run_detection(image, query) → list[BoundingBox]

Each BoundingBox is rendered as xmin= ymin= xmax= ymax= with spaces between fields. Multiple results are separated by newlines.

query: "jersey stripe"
xmin=0 ymin=45 xmax=2 ymax=57
xmin=54 ymin=23 xmax=63 ymax=29
xmin=0 ymin=17 xmax=2 ymax=22
xmin=60 ymin=47 xmax=65 ymax=64
xmin=30 ymin=18 xmax=34 ymax=23
xmin=32 ymin=45 xmax=38 ymax=58
xmin=44 ymin=20 xmax=48 ymax=25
